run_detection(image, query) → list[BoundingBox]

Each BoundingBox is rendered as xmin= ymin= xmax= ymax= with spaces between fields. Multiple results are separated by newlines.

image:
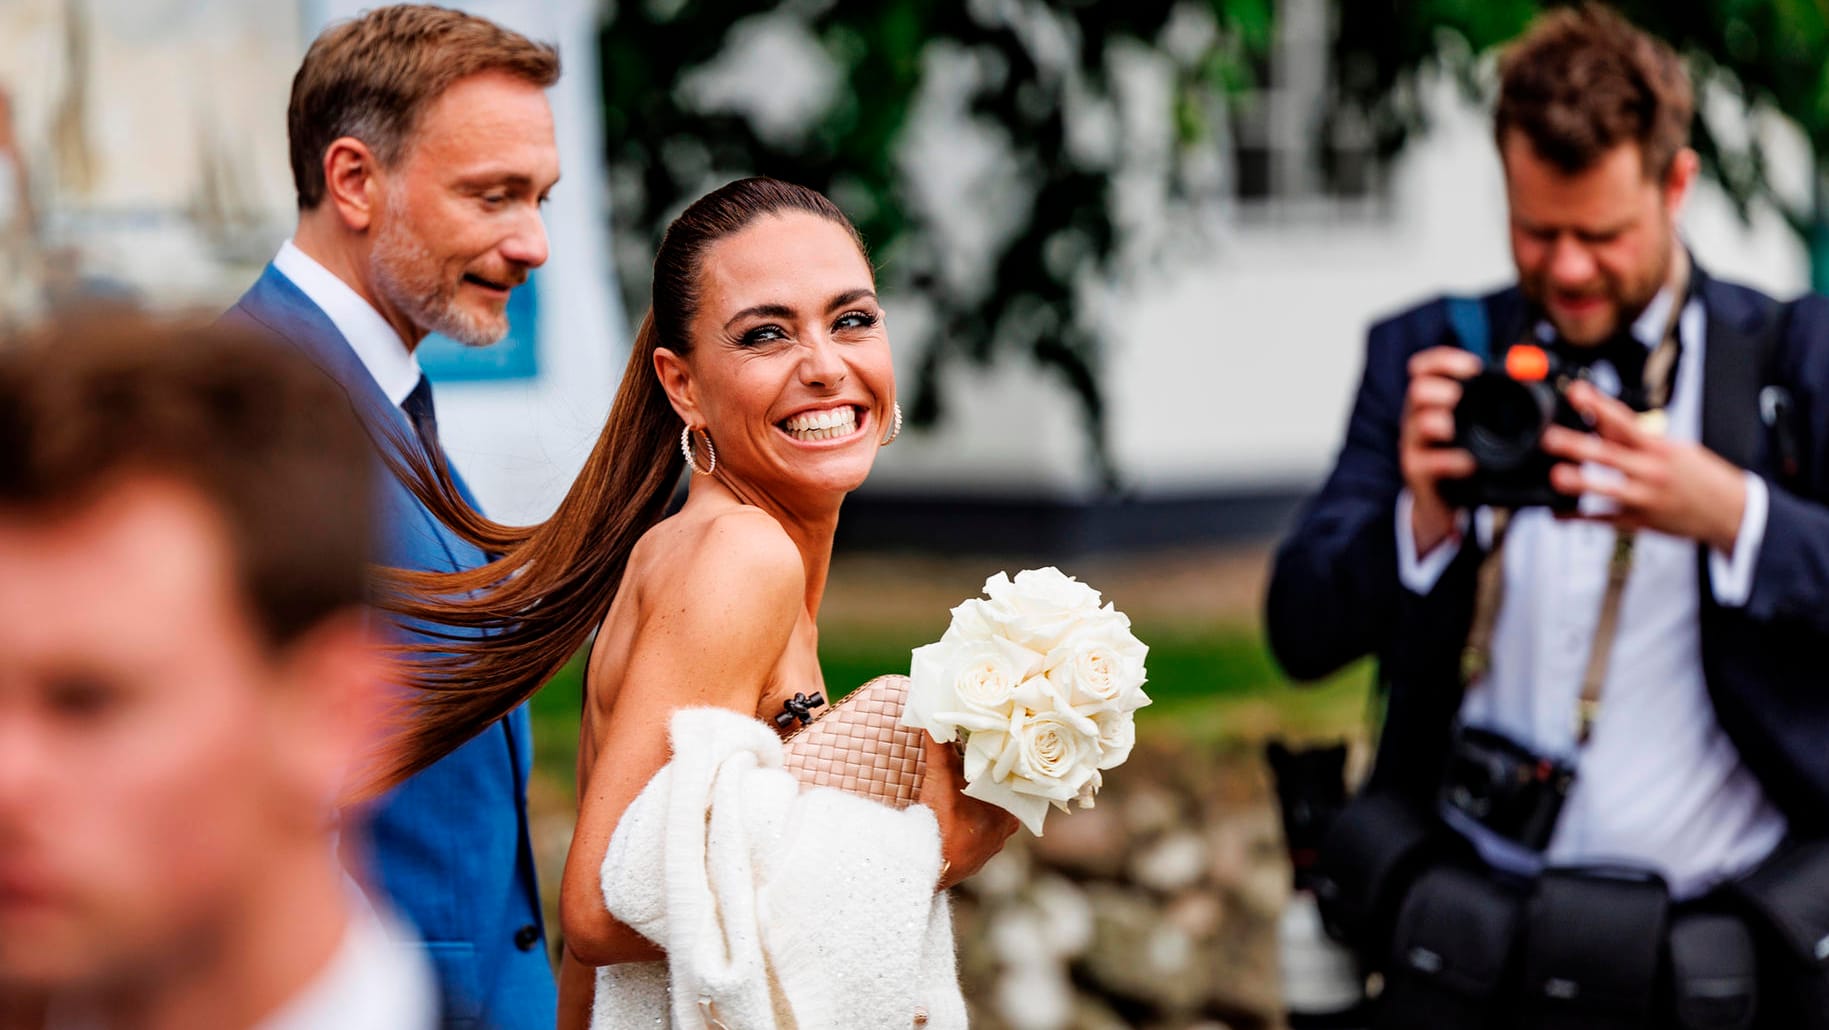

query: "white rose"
xmin=985 ymin=567 xmax=1104 ymax=611
xmin=905 ymin=566 xmax=1148 ymax=836
xmin=1041 ymin=608 xmax=1150 ymax=712
xmin=1012 ymin=709 xmax=1101 ymax=796
xmin=940 ymin=596 xmax=1004 ymax=642
xmin=956 ymin=637 xmax=1047 ymax=716
xmin=1092 ymin=708 xmax=1137 ymax=770
xmin=976 ymin=568 xmax=1107 ymax=653
xmin=957 ymin=704 xmax=1102 ymax=835
xmin=905 ymin=635 xmax=1042 ymax=740
xmin=959 ymin=725 xmax=1052 ymax=835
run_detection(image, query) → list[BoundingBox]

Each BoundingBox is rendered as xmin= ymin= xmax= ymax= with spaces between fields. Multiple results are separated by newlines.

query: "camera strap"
xmin=1461 ymin=260 xmax=1691 ymax=747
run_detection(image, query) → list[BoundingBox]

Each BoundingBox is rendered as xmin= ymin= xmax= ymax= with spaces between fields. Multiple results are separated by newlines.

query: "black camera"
xmin=1439 ymin=725 xmax=1575 ymax=852
xmin=1439 ymin=343 xmax=1590 ymax=512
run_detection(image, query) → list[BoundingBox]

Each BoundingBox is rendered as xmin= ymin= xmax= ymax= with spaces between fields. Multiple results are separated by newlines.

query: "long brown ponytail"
xmin=359 ymin=177 xmax=864 ymax=797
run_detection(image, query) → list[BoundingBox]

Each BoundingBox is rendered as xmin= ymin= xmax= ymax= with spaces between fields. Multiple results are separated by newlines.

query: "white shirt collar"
xmin=44 ymin=898 xmax=437 ymax=1030
xmin=273 ymin=241 xmax=423 ymax=407
xmin=1630 ymin=280 xmax=1683 ymax=350
xmin=255 ymin=900 xmax=438 ymax=1030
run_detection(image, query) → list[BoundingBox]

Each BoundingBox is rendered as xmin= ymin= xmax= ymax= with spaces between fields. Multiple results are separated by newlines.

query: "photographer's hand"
xmin=1400 ymin=347 xmax=1485 ymax=554
xmin=1542 ymin=381 xmax=1747 ymax=551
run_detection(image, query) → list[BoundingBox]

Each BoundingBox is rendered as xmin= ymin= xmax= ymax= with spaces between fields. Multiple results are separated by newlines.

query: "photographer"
xmin=1267 ymin=7 xmax=1829 ymax=1029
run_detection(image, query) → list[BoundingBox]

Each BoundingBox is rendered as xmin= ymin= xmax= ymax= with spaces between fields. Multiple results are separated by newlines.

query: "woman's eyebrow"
xmin=723 ymin=289 xmax=877 ymax=332
xmin=723 ymin=303 xmax=796 ymax=331
xmin=825 ymin=288 xmax=876 ymax=312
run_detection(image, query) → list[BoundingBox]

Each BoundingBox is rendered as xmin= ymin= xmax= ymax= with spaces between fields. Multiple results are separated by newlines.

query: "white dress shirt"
xmin=1398 ymin=284 xmax=1788 ymax=899
xmin=43 ymin=899 xmax=436 ymax=1030
xmin=272 ymin=241 xmax=422 ymax=406
xmin=257 ymin=901 xmax=439 ymax=1030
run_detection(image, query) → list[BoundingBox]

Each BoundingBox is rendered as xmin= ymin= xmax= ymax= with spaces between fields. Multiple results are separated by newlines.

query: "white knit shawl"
xmin=592 ymin=706 xmax=966 ymax=1030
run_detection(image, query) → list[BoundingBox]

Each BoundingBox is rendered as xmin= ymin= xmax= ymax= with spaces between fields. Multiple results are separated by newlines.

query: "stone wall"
xmin=951 ymin=737 xmax=1294 ymax=1030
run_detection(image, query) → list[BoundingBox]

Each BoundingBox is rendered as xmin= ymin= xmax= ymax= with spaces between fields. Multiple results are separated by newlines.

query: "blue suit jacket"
xmin=1266 ymin=267 xmax=1829 ymax=832
xmin=223 ymin=265 xmax=557 ymax=1029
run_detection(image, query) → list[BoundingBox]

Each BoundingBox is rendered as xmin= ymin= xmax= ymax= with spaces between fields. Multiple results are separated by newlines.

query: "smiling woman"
xmin=362 ymin=178 xmax=893 ymax=791
xmin=362 ymin=177 xmax=1016 ymax=1027
xmin=657 ymin=216 xmax=893 ymax=499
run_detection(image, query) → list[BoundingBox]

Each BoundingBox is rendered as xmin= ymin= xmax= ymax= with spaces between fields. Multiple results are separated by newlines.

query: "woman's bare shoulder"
xmin=625 ymin=504 xmax=804 ymax=639
xmin=682 ymin=506 xmax=803 ymax=611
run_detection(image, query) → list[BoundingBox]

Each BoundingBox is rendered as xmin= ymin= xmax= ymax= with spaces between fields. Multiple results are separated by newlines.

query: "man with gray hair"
xmin=222 ymin=6 xmax=562 ymax=1026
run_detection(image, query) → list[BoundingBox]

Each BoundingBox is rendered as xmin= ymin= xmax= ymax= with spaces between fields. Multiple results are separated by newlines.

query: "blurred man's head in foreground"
xmin=1495 ymin=4 xmax=1697 ymax=346
xmin=0 ymin=318 xmax=382 ymax=1022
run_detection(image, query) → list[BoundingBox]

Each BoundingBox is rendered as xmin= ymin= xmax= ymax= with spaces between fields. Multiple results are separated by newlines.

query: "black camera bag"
xmin=1667 ymin=910 xmax=1759 ymax=1030
xmin=1376 ymin=863 xmax=1523 ymax=1029
xmin=1313 ymin=792 xmax=1439 ymax=958
xmin=1514 ymin=867 xmax=1668 ymax=1030
xmin=1728 ymin=839 xmax=1829 ymax=1030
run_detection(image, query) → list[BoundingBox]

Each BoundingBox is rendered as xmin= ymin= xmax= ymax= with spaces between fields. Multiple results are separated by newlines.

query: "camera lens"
xmin=1455 ymin=373 xmax=1556 ymax=471
xmin=1453 ymin=756 xmax=1497 ymax=816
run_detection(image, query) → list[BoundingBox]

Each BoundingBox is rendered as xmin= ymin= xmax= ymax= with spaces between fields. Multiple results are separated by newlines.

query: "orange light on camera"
xmin=1505 ymin=344 xmax=1551 ymax=382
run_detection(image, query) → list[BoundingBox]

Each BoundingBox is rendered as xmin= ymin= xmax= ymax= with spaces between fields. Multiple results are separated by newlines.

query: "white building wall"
xmin=866 ymin=81 xmax=1812 ymax=499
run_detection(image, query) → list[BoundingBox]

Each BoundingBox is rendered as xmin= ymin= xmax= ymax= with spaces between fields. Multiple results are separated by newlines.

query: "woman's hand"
xmin=918 ymin=733 xmax=1019 ymax=889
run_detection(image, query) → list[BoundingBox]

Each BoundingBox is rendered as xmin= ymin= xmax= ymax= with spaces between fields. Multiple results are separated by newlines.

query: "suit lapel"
xmin=236 ymin=266 xmax=419 ymax=443
xmin=1697 ymin=265 xmax=1772 ymax=471
xmin=233 ymin=264 xmax=475 ymax=571
xmin=236 ymin=265 xmax=526 ymax=795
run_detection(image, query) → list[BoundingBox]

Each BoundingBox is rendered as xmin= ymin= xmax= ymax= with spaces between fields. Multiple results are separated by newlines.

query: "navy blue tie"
xmin=402 ymin=374 xmax=439 ymax=457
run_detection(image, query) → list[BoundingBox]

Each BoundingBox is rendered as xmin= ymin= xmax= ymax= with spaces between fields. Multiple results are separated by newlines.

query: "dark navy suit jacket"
xmin=1266 ymin=267 xmax=1829 ymax=832
xmin=223 ymin=265 xmax=556 ymax=1029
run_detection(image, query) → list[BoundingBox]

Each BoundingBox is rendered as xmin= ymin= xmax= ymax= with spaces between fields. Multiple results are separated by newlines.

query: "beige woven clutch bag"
xmin=780 ymin=674 xmax=929 ymax=809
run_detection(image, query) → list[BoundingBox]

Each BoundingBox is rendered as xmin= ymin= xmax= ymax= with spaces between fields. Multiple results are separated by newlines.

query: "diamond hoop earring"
xmin=879 ymin=402 xmax=904 ymax=447
xmin=680 ymin=425 xmax=717 ymax=475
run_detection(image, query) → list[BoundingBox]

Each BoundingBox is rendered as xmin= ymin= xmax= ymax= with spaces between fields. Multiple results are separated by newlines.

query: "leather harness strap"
xmin=1460 ymin=262 xmax=1690 ymax=747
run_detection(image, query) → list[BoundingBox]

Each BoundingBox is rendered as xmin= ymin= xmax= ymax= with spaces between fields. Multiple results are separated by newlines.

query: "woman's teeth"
xmin=781 ymin=406 xmax=859 ymax=441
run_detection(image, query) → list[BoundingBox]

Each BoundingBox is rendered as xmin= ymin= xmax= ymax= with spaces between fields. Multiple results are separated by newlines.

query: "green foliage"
xmin=1330 ymin=1 xmax=1829 ymax=265
xmin=596 ymin=1 xmax=1276 ymax=489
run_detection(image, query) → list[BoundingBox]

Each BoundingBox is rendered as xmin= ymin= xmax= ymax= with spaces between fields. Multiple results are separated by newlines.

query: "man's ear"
xmin=653 ymin=347 xmax=702 ymax=427
xmin=269 ymin=609 xmax=387 ymax=822
xmin=1662 ymin=146 xmax=1699 ymax=215
xmin=321 ymin=137 xmax=383 ymax=234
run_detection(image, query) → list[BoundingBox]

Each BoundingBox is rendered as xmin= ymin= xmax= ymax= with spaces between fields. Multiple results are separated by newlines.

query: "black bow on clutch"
xmin=774 ymin=691 xmax=826 ymax=730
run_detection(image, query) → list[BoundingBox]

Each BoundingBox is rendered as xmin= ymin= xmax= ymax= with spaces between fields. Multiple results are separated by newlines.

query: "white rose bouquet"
xmin=901 ymin=567 xmax=1150 ymax=835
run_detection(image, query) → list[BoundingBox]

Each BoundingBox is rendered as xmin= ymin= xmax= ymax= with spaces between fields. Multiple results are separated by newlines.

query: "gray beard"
xmin=370 ymin=217 xmax=506 ymax=348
